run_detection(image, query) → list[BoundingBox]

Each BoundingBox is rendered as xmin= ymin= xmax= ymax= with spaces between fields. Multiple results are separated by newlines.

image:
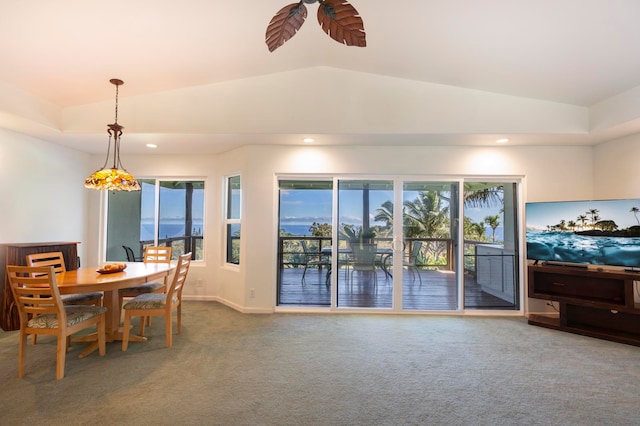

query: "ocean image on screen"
xmin=525 ymin=199 xmax=640 ymax=268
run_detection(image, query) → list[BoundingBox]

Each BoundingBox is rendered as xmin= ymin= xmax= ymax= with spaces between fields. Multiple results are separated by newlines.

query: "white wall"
xmin=0 ymin=128 xmax=90 ymax=261
xmin=593 ymin=133 xmax=640 ymax=199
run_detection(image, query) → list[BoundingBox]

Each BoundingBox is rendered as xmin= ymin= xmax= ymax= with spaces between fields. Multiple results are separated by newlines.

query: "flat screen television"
xmin=525 ymin=198 xmax=640 ymax=269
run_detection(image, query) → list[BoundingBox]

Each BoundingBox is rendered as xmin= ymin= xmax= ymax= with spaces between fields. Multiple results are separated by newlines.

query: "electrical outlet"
xmin=250 ymin=288 xmax=255 ymax=298
xmin=196 ymin=279 xmax=204 ymax=288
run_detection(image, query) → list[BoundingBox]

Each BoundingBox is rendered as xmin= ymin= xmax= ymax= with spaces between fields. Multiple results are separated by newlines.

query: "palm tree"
xmin=373 ymin=200 xmax=394 ymax=230
xmin=631 ymin=207 xmax=640 ymax=225
xmin=464 ymin=217 xmax=487 ymax=241
xmin=403 ymin=191 xmax=450 ymax=238
xmin=484 ymin=214 xmax=500 ymax=242
xmin=463 ymin=183 xmax=504 ymax=208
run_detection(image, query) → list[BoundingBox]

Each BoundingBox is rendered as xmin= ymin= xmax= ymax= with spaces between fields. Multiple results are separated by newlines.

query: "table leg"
xmin=72 ymin=288 xmax=146 ymax=356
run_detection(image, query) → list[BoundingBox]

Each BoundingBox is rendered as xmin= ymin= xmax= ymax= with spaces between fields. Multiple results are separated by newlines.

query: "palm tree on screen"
xmin=588 ymin=209 xmax=600 ymax=228
xmin=577 ymin=214 xmax=588 ymax=230
xmin=631 ymin=207 xmax=640 ymax=225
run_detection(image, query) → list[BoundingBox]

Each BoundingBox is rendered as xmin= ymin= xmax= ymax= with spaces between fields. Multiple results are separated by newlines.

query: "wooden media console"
xmin=528 ymin=264 xmax=640 ymax=346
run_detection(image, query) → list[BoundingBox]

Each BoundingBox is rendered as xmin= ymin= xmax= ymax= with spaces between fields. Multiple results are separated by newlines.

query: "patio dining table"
xmin=321 ymin=246 xmax=394 ymax=278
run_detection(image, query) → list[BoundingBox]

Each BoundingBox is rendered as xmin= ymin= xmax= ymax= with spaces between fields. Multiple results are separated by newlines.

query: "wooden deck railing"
xmin=278 ymin=236 xmax=455 ymax=270
xmin=138 ymin=235 xmax=203 ymax=260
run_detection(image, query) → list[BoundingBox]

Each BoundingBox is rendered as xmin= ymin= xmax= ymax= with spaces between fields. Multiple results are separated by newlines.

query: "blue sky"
xmin=141 ymin=181 xmax=205 ymax=222
xmin=526 ymin=199 xmax=640 ymax=230
xmin=279 ymin=188 xmax=498 ymax=227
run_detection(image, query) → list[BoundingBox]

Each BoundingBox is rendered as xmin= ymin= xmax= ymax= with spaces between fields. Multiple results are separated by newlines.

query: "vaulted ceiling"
xmin=2 ymin=0 xmax=640 ymax=154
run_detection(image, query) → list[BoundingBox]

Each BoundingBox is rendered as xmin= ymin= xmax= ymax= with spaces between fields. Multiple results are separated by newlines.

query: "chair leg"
xmin=413 ymin=267 xmax=423 ymax=286
xmin=56 ymin=334 xmax=67 ymax=380
xmin=122 ymin=312 xmax=131 ymax=351
xmin=139 ymin=315 xmax=147 ymax=336
xmin=177 ymin=304 xmax=182 ymax=334
xmin=97 ymin=316 xmax=106 ymax=356
xmin=166 ymin=313 xmax=173 ymax=348
xmin=18 ymin=331 xmax=27 ymax=378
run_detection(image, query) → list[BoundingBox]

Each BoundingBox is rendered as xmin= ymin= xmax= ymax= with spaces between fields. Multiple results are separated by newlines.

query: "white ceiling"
xmin=2 ymin=0 xmax=640 ymax=154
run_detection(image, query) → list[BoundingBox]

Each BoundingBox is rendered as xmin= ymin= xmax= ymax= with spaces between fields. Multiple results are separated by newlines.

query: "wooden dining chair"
xmin=7 ymin=265 xmax=107 ymax=380
xmin=122 ymin=252 xmax=192 ymax=351
xmin=26 ymin=252 xmax=103 ymax=345
xmin=118 ymin=246 xmax=172 ymax=328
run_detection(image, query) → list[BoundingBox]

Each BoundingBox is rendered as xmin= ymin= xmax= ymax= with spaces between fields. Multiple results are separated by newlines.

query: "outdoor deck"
xmin=278 ymin=266 xmax=517 ymax=310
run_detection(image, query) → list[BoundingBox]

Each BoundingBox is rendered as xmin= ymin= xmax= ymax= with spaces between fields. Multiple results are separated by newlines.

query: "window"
xmin=225 ymin=175 xmax=241 ymax=265
xmin=106 ymin=179 xmax=205 ymax=262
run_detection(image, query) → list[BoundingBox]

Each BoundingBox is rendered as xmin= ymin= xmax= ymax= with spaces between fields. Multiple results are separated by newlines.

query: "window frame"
xmin=104 ymin=177 xmax=206 ymax=263
xmin=224 ymin=174 xmax=242 ymax=266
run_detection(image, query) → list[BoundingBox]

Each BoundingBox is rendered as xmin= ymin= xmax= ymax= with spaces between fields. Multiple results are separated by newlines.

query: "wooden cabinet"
xmin=0 ymin=242 xmax=80 ymax=331
xmin=528 ymin=264 xmax=640 ymax=346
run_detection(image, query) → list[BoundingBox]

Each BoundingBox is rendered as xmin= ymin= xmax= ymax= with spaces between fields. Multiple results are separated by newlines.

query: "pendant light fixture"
xmin=84 ymin=78 xmax=140 ymax=191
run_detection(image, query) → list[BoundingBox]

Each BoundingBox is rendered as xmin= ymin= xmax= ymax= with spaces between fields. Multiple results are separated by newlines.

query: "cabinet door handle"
xmin=551 ymin=282 xmax=565 ymax=286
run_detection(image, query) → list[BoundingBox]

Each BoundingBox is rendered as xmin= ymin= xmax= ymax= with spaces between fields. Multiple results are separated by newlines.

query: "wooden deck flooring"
xmin=278 ymin=267 xmax=517 ymax=310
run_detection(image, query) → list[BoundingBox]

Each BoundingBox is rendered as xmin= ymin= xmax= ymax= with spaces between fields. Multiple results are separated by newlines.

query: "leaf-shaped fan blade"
xmin=266 ymin=3 xmax=308 ymax=52
xmin=317 ymin=0 xmax=366 ymax=47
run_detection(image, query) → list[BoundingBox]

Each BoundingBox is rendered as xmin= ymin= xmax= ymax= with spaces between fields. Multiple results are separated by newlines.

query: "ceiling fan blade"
xmin=266 ymin=3 xmax=308 ymax=52
xmin=317 ymin=0 xmax=366 ymax=47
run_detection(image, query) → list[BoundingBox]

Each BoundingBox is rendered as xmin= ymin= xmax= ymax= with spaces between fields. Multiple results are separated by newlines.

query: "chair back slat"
xmin=144 ymin=246 xmax=172 ymax=264
xmin=166 ymin=253 xmax=192 ymax=303
xmin=26 ymin=252 xmax=66 ymax=274
xmin=7 ymin=266 xmax=65 ymax=320
xmin=351 ymin=243 xmax=378 ymax=267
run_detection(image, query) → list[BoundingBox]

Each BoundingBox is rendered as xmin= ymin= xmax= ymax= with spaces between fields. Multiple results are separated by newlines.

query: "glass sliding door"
xmin=277 ymin=180 xmax=333 ymax=306
xmin=463 ymin=182 xmax=519 ymax=309
xmin=275 ymin=176 xmax=520 ymax=312
xmin=336 ymin=179 xmax=394 ymax=308
xmin=402 ymin=181 xmax=460 ymax=311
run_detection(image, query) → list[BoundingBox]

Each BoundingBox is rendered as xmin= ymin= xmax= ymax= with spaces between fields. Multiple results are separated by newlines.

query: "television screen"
xmin=525 ymin=199 xmax=640 ymax=268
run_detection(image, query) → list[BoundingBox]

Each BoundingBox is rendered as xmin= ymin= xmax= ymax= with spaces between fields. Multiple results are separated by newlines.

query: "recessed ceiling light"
xmin=496 ymin=138 xmax=509 ymax=144
xmin=303 ymin=138 xmax=314 ymax=143
xmin=146 ymin=143 xmax=157 ymax=148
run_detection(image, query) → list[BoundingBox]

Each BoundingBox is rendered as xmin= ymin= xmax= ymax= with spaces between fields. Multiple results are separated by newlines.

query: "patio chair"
xmin=7 ymin=265 xmax=107 ymax=380
xmin=122 ymin=253 xmax=192 ymax=350
xmin=404 ymin=241 xmax=423 ymax=285
xmin=300 ymin=240 xmax=331 ymax=286
xmin=350 ymin=243 xmax=378 ymax=291
xmin=122 ymin=245 xmax=142 ymax=262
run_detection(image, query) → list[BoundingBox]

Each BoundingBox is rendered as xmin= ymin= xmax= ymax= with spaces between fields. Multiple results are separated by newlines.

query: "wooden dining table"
xmin=57 ymin=262 xmax=175 ymax=357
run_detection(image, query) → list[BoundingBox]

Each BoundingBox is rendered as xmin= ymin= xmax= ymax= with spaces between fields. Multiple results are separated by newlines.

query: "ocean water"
xmin=526 ymin=230 xmax=640 ymax=267
xmin=280 ymin=224 xmax=312 ymax=236
xmin=142 ymin=222 xmax=204 ymax=241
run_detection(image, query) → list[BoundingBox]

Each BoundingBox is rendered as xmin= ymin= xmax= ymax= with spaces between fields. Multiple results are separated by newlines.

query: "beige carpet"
xmin=1 ymin=301 xmax=639 ymax=425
